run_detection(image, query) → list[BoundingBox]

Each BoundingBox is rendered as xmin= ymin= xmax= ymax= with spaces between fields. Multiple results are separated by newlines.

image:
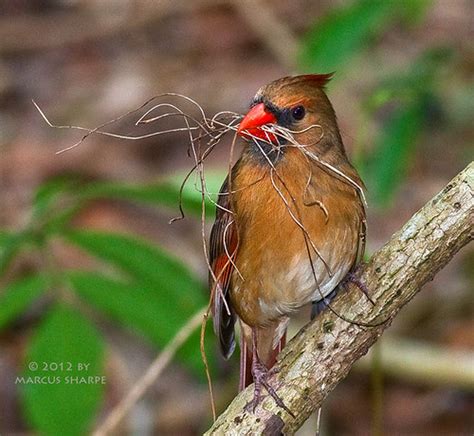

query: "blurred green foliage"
xmin=21 ymin=306 xmax=104 ymax=436
xmin=300 ymin=0 xmax=432 ymax=73
xmin=66 ymin=230 xmax=210 ymax=373
xmin=0 ymin=176 xmax=217 ymax=434
xmin=0 ymin=275 xmax=48 ymax=330
xmin=361 ymin=48 xmax=452 ymax=206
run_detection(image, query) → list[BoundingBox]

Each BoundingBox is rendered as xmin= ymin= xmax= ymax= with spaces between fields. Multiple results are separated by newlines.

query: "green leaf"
xmin=63 ymin=230 xmax=213 ymax=377
xmin=64 ymin=230 xmax=204 ymax=305
xmin=81 ymin=182 xmax=203 ymax=216
xmin=166 ymin=171 xmax=225 ymax=204
xmin=32 ymin=177 xmax=76 ymax=219
xmin=20 ymin=305 xmax=104 ymax=436
xmin=0 ymin=231 xmax=33 ymax=276
xmin=299 ymin=0 xmax=431 ymax=72
xmin=0 ymin=274 xmax=48 ymax=331
xmin=300 ymin=0 xmax=394 ymax=72
xmin=68 ymin=271 xmax=212 ymax=377
xmin=78 ymin=171 xmax=226 ymax=219
xmin=0 ymin=181 xmax=72 ymax=271
xmin=30 ymin=172 xmax=227 ymax=238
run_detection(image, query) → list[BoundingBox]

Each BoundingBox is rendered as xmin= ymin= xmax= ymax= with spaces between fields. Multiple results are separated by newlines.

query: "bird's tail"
xmin=238 ymin=319 xmax=288 ymax=391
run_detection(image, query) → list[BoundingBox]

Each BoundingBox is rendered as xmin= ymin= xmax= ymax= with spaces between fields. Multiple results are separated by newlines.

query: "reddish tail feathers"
xmin=239 ymin=330 xmax=287 ymax=391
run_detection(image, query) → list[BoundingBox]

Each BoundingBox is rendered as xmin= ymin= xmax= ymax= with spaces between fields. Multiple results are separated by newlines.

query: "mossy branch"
xmin=206 ymin=162 xmax=473 ymax=435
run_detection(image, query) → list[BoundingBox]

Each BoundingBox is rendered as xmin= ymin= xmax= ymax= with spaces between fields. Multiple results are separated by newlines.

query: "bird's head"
xmin=237 ymin=74 xmax=345 ymax=158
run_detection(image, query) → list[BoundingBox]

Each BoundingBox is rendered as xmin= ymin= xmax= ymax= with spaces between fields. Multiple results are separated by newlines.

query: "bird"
xmin=208 ymin=74 xmax=366 ymax=411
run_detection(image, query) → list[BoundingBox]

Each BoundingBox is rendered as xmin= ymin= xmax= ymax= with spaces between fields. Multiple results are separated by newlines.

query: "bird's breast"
xmin=229 ymin=150 xmax=364 ymax=327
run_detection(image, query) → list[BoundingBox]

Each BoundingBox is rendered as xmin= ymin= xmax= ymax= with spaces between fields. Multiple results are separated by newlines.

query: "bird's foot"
xmin=343 ymin=267 xmax=374 ymax=306
xmin=244 ymin=360 xmax=294 ymax=417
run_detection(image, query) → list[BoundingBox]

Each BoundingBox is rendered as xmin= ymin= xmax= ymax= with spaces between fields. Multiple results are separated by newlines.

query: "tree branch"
xmin=206 ymin=162 xmax=473 ymax=435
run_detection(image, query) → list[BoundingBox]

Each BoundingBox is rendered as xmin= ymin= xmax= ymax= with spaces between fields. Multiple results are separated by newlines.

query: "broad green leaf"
xmin=79 ymin=171 xmax=226 ymax=219
xmin=32 ymin=177 xmax=75 ymax=219
xmin=166 ymin=170 xmax=227 ymax=218
xmin=300 ymin=0 xmax=394 ymax=72
xmin=0 ymin=274 xmax=48 ymax=331
xmin=32 ymin=172 xmax=227 ymax=238
xmin=20 ymin=305 xmax=104 ymax=436
xmin=299 ymin=0 xmax=431 ymax=72
xmin=166 ymin=171 xmax=226 ymax=205
xmin=32 ymin=178 xmax=83 ymax=236
xmin=68 ymin=271 xmax=213 ymax=377
xmin=81 ymin=182 xmax=204 ymax=216
xmin=0 ymin=231 xmax=33 ymax=276
xmin=64 ymin=231 xmax=205 ymax=309
xmin=63 ymin=230 xmax=213 ymax=376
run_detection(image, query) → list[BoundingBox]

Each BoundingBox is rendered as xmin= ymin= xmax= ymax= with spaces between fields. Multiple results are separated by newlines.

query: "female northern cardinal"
xmin=209 ymin=74 xmax=366 ymax=409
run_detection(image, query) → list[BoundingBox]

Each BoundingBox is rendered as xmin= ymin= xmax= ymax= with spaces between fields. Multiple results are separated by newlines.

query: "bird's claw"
xmin=343 ymin=268 xmax=374 ymax=306
xmin=244 ymin=360 xmax=294 ymax=417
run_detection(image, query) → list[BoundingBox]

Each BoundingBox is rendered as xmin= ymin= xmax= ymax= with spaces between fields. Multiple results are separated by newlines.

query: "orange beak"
xmin=238 ymin=103 xmax=278 ymax=143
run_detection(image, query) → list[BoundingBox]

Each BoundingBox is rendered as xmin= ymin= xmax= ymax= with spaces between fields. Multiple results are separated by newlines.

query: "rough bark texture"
xmin=206 ymin=162 xmax=473 ymax=435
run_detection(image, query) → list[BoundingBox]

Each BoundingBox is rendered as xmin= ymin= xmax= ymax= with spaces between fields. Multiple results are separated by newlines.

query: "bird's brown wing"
xmin=209 ymin=177 xmax=238 ymax=359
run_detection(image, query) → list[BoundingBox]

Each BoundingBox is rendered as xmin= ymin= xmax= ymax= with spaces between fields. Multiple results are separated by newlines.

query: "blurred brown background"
xmin=0 ymin=1 xmax=472 ymax=435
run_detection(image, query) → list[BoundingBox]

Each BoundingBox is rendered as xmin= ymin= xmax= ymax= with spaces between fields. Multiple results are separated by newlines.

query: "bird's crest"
xmin=298 ymin=73 xmax=334 ymax=88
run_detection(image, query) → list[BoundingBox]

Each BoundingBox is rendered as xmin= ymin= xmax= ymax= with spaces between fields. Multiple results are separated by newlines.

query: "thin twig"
xmin=93 ymin=307 xmax=206 ymax=436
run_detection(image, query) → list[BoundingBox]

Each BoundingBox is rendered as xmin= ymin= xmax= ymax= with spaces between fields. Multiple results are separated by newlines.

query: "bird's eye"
xmin=291 ymin=105 xmax=305 ymax=120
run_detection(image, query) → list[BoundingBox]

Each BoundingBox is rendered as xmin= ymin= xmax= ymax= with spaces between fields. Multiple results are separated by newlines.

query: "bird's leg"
xmin=245 ymin=328 xmax=294 ymax=417
xmin=342 ymin=266 xmax=375 ymax=306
